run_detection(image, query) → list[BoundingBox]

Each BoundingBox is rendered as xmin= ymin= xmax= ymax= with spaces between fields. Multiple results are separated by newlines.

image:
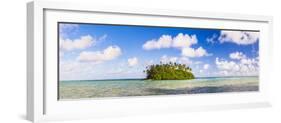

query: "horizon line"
xmin=60 ymin=75 xmax=259 ymax=81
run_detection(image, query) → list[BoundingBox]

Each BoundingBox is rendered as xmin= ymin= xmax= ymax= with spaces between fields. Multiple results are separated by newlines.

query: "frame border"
xmin=27 ymin=0 xmax=273 ymax=122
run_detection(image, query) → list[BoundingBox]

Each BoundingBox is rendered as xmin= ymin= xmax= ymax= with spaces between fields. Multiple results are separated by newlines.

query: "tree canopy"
xmin=143 ymin=62 xmax=195 ymax=80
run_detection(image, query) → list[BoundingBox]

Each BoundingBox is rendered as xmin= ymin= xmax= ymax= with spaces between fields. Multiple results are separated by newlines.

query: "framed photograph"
xmin=27 ymin=1 xmax=273 ymax=122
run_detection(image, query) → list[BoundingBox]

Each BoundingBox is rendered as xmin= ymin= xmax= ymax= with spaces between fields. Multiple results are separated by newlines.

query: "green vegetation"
xmin=143 ymin=62 xmax=195 ymax=80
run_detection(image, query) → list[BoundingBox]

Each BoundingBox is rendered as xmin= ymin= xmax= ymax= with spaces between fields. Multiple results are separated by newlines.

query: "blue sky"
xmin=59 ymin=23 xmax=259 ymax=80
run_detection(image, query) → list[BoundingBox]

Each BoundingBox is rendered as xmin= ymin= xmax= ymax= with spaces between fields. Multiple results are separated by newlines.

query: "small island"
xmin=143 ymin=62 xmax=195 ymax=80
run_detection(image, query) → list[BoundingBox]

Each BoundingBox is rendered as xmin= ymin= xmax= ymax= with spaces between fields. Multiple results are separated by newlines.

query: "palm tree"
xmin=144 ymin=62 xmax=195 ymax=80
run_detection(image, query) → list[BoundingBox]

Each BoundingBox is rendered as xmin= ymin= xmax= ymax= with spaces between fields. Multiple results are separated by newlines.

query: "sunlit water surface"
xmin=59 ymin=76 xmax=259 ymax=99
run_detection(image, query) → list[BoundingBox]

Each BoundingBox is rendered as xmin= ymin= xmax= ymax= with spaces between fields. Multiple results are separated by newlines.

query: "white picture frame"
xmin=27 ymin=0 xmax=273 ymax=122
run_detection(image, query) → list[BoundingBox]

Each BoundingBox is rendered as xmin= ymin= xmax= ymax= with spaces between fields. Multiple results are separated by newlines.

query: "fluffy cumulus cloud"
xmin=216 ymin=58 xmax=240 ymax=72
xmin=218 ymin=31 xmax=259 ymax=45
xmin=60 ymin=35 xmax=94 ymax=51
xmin=77 ymin=46 xmax=122 ymax=63
xmin=215 ymin=51 xmax=259 ymax=76
xmin=172 ymin=33 xmax=198 ymax=48
xmin=203 ymin=64 xmax=209 ymax=70
xmin=143 ymin=33 xmax=209 ymax=58
xmin=142 ymin=33 xmax=197 ymax=50
xmin=142 ymin=35 xmax=172 ymax=50
xmin=128 ymin=57 xmax=138 ymax=67
xmin=229 ymin=52 xmax=246 ymax=60
xmin=181 ymin=47 xmax=208 ymax=57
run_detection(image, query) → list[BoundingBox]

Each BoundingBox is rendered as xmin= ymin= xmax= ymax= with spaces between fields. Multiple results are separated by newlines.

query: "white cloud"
xmin=59 ymin=23 xmax=79 ymax=38
xmin=206 ymin=34 xmax=218 ymax=44
xmin=181 ymin=47 xmax=208 ymax=57
xmin=143 ymin=33 xmax=209 ymax=58
xmin=142 ymin=33 xmax=197 ymax=50
xmin=59 ymin=23 xmax=79 ymax=30
xmin=107 ymin=68 xmax=127 ymax=75
xmin=77 ymin=45 xmax=122 ymax=63
xmin=203 ymin=64 xmax=209 ymax=70
xmin=216 ymin=58 xmax=240 ymax=71
xmin=219 ymin=70 xmax=229 ymax=76
xmin=59 ymin=61 xmax=99 ymax=80
xmin=197 ymin=64 xmax=210 ymax=76
xmin=60 ymin=35 xmax=94 ymax=51
xmin=172 ymin=33 xmax=197 ymax=48
xmin=218 ymin=30 xmax=259 ymax=45
xmin=229 ymin=51 xmax=246 ymax=60
xmin=128 ymin=57 xmax=138 ymax=67
xmin=215 ymin=55 xmax=259 ymax=76
xmin=241 ymin=58 xmax=258 ymax=65
xmin=142 ymin=35 xmax=172 ymax=50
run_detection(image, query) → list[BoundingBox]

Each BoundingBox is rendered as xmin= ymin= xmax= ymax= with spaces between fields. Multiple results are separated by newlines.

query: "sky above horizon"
xmin=59 ymin=23 xmax=259 ymax=80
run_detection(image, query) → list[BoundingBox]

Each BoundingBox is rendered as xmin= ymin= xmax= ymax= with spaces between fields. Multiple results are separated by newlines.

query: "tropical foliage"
xmin=143 ymin=62 xmax=195 ymax=80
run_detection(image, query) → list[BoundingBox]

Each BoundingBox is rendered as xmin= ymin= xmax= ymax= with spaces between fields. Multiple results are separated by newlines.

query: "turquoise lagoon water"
xmin=59 ymin=76 xmax=259 ymax=99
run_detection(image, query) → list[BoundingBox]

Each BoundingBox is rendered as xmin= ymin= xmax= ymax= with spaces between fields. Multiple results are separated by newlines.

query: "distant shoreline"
xmin=60 ymin=76 xmax=259 ymax=82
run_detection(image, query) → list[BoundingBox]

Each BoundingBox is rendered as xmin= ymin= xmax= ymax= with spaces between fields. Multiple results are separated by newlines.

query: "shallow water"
xmin=59 ymin=76 xmax=259 ymax=99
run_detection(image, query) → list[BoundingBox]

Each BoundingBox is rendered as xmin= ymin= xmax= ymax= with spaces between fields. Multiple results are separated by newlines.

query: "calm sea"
xmin=59 ymin=76 xmax=259 ymax=99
